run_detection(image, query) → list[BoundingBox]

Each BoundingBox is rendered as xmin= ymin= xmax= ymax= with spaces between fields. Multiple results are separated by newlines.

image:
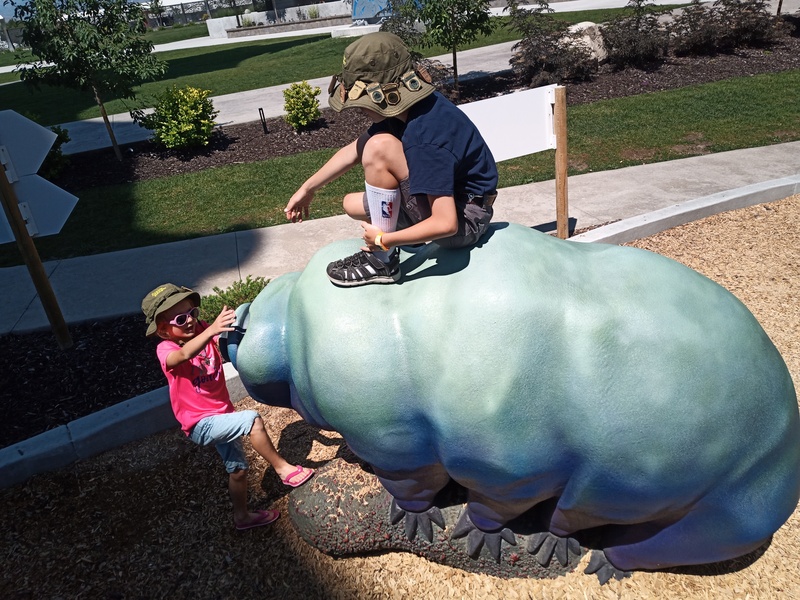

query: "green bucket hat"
xmin=141 ymin=283 xmax=200 ymax=337
xmin=328 ymin=32 xmax=435 ymax=118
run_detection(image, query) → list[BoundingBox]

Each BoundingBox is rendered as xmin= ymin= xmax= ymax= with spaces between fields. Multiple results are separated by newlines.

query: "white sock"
xmin=365 ymin=181 xmax=400 ymax=262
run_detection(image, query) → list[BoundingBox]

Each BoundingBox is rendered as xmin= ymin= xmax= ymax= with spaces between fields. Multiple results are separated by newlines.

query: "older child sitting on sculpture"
xmin=142 ymin=283 xmax=313 ymax=531
xmin=284 ymin=32 xmax=498 ymax=287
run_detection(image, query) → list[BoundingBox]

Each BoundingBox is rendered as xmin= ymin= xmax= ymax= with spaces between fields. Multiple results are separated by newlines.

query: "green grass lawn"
xmin=0 ymin=6 xmax=683 ymax=126
xmin=144 ymin=22 xmax=210 ymax=45
xmin=0 ymin=71 xmax=19 ymax=84
xmin=1 ymin=68 xmax=796 ymax=268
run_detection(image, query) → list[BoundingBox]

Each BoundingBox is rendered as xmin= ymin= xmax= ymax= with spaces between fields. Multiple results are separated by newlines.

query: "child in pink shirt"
xmin=142 ymin=283 xmax=313 ymax=530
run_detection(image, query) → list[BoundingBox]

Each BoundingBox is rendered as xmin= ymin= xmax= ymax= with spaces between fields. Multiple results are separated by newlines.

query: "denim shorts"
xmin=189 ymin=409 xmax=259 ymax=473
xmin=363 ymin=178 xmax=493 ymax=249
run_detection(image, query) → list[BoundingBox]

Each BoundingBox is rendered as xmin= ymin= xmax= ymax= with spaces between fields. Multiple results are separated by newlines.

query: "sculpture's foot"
xmin=526 ymin=531 xmax=582 ymax=567
xmin=288 ymin=459 xmax=580 ymax=578
xmin=584 ymin=550 xmax=632 ymax=585
xmin=389 ymin=498 xmax=445 ymax=542
xmin=450 ymin=509 xmax=516 ymax=562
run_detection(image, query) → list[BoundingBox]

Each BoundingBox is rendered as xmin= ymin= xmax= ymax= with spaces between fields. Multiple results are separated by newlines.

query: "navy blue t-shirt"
xmin=367 ymin=92 xmax=498 ymax=200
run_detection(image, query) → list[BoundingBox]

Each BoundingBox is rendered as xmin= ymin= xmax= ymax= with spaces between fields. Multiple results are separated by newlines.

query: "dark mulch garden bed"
xmin=2 ymin=35 xmax=799 ymax=449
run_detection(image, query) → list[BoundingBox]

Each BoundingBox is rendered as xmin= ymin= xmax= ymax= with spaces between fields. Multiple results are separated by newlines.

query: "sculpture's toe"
xmin=526 ymin=531 xmax=582 ymax=567
xmin=389 ymin=499 xmax=445 ymax=543
xmin=450 ymin=509 xmax=516 ymax=562
xmin=584 ymin=549 xmax=632 ymax=585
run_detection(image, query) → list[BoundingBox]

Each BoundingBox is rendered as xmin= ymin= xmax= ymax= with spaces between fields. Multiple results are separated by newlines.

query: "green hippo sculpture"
xmin=224 ymin=222 xmax=800 ymax=583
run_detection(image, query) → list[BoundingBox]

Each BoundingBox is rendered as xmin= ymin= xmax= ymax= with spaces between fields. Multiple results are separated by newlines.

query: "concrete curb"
xmin=571 ymin=175 xmax=800 ymax=244
xmin=2 ymin=174 xmax=798 ymax=490
xmin=0 ymin=362 xmax=248 ymax=489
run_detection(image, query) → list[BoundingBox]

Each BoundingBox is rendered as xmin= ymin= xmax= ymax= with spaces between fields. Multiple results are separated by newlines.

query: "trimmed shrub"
xmin=670 ymin=0 xmax=723 ymax=55
xmin=380 ymin=0 xmax=426 ymax=49
xmin=507 ymin=0 xmax=598 ymax=87
xmin=283 ymin=81 xmax=321 ymax=131
xmin=132 ymin=86 xmax=219 ymax=149
xmin=40 ymin=125 xmax=71 ymax=180
xmin=19 ymin=112 xmax=71 ymax=180
xmin=670 ymin=0 xmax=783 ymax=56
xmin=601 ymin=0 xmax=669 ymax=69
xmin=200 ymin=275 xmax=270 ymax=321
xmin=714 ymin=0 xmax=782 ymax=50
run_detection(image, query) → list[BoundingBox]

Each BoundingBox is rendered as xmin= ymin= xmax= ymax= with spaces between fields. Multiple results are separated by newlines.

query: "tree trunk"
xmin=93 ymin=85 xmax=123 ymax=162
xmin=776 ymin=0 xmax=783 ymax=14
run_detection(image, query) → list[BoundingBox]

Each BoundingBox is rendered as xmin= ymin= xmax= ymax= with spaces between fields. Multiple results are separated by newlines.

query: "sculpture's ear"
xmin=234 ymin=271 xmax=300 ymax=390
xmin=219 ymin=303 xmax=251 ymax=365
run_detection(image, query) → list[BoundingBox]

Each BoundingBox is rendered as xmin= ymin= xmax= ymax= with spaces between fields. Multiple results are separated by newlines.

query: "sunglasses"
xmin=168 ymin=306 xmax=199 ymax=327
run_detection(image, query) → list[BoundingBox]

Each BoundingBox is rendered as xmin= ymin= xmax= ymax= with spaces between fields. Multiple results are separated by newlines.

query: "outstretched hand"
xmin=285 ymin=189 xmax=313 ymax=223
xmin=209 ymin=305 xmax=236 ymax=335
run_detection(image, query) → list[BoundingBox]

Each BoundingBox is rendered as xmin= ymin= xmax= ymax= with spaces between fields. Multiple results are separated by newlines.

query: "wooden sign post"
xmin=0 ymin=165 xmax=72 ymax=349
xmin=0 ymin=110 xmax=79 ymax=350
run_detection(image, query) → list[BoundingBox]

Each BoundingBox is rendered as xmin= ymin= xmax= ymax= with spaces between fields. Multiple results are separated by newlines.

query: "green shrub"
xmin=283 ymin=81 xmax=321 ymax=131
xmin=713 ymin=0 xmax=782 ymax=50
xmin=380 ymin=0 xmax=426 ymax=49
xmin=132 ymin=86 xmax=219 ymax=149
xmin=670 ymin=0 xmax=782 ymax=56
xmin=670 ymin=0 xmax=722 ymax=56
xmin=200 ymin=275 xmax=270 ymax=321
xmin=601 ymin=0 xmax=669 ymax=69
xmin=40 ymin=125 xmax=71 ymax=180
xmin=507 ymin=0 xmax=597 ymax=87
xmin=18 ymin=113 xmax=71 ymax=180
xmin=307 ymin=5 xmax=320 ymax=19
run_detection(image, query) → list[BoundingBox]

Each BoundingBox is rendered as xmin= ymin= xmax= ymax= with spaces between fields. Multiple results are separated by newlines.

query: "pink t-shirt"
xmin=157 ymin=322 xmax=233 ymax=435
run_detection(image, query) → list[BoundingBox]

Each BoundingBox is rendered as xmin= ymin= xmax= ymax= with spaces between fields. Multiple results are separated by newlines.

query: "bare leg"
xmin=249 ymin=416 xmax=311 ymax=484
xmin=361 ymin=132 xmax=407 ymax=189
xmin=230 ymin=468 xmax=280 ymax=529
xmin=343 ymin=191 xmax=369 ymax=220
xmin=229 ymin=468 xmax=250 ymax=524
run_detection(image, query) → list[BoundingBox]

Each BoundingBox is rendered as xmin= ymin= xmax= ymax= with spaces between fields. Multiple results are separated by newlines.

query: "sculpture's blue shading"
xmin=231 ymin=222 xmax=800 ymax=572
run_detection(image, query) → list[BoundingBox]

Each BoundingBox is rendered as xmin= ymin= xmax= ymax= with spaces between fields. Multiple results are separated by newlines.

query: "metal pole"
xmin=0 ymin=165 xmax=73 ymax=349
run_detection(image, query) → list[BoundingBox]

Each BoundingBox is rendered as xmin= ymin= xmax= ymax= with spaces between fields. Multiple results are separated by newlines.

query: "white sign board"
xmin=458 ymin=84 xmax=557 ymax=163
xmin=0 ymin=110 xmax=79 ymax=244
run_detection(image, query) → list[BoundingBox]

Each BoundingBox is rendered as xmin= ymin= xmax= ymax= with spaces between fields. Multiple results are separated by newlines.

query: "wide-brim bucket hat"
xmin=142 ymin=283 xmax=201 ymax=337
xmin=328 ymin=32 xmax=435 ymax=118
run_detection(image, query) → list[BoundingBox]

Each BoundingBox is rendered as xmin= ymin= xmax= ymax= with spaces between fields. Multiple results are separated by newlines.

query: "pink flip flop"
xmin=281 ymin=465 xmax=314 ymax=488
xmin=235 ymin=509 xmax=280 ymax=531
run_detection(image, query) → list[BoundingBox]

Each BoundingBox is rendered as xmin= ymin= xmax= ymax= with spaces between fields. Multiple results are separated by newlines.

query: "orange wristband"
xmin=375 ymin=233 xmax=389 ymax=251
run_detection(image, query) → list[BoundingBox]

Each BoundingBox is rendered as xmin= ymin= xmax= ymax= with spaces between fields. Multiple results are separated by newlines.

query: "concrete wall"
xmin=205 ymin=1 xmax=351 ymax=37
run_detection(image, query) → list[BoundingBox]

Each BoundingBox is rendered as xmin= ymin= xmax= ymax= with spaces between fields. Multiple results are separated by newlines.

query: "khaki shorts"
xmin=363 ymin=178 xmax=493 ymax=249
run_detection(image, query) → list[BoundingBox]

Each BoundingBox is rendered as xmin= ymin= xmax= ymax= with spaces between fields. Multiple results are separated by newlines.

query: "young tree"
xmin=150 ymin=0 xmax=166 ymax=27
xmin=383 ymin=0 xmax=495 ymax=99
xmin=12 ymin=0 xmax=167 ymax=161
